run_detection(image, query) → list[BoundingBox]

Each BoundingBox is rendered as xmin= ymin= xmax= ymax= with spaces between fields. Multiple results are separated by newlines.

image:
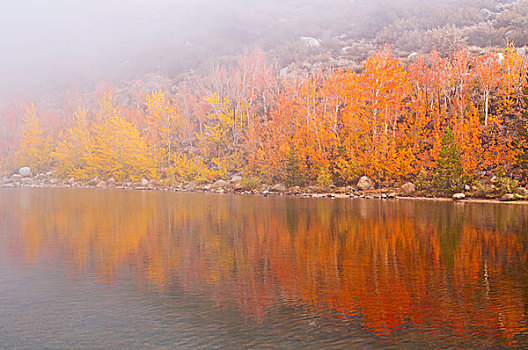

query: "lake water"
xmin=1 ymin=188 xmax=528 ymax=349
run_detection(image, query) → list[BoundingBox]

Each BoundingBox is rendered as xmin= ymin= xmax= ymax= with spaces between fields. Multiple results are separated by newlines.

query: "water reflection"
xmin=1 ymin=188 xmax=528 ymax=348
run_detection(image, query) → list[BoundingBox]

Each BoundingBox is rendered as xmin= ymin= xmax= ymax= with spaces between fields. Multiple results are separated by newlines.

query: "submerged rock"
xmin=357 ymin=176 xmax=374 ymax=191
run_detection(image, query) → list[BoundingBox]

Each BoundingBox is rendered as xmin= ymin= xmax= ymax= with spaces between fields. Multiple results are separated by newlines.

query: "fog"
xmin=0 ymin=0 xmax=525 ymax=99
xmin=0 ymin=0 xmax=245 ymax=97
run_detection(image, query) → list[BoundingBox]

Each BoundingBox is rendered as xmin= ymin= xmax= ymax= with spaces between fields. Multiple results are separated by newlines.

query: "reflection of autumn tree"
xmin=4 ymin=190 xmax=528 ymax=341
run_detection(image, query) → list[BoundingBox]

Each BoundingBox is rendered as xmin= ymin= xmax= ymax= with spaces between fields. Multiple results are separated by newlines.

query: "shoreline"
xmin=1 ymin=174 xmax=526 ymax=205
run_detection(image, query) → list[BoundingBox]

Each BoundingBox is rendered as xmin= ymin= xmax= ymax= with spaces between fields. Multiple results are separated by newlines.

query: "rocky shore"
xmin=2 ymin=168 xmax=527 ymax=203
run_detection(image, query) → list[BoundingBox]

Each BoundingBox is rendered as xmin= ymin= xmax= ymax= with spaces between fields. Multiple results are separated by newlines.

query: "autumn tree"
xmin=54 ymin=108 xmax=94 ymax=180
xmin=14 ymin=103 xmax=52 ymax=173
xmin=144 ymin=90 xmax=181 ymax=171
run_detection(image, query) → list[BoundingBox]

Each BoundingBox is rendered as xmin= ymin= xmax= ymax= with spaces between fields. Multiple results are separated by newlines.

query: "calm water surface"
xmin=1 ymin=188 xmax=528 ymax=349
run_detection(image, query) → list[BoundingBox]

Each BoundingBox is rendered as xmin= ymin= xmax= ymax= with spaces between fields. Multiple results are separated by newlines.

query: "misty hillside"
xmin=1 ymin=0 xmax=527 ymax=99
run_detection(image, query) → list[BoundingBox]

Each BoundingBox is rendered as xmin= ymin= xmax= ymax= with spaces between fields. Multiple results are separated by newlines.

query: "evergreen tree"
xmin=432 ymin=128 xmax=465 ymax=192
xmin=285 ymin=144 xmax=304 ymax=186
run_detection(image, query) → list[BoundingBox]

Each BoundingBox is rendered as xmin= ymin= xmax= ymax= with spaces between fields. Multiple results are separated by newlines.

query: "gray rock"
xmin=230 ymin=175 xmax=242 ymax=183
xmin=407 ymin=52 xmax=418 ymax=61
xmin=211 ymin=179 xmax=228 ymax=189
xmin=499 ymin=193 xmax=516 ymax=201
xmin=300 ymin=36 xmax=321 ymax=48
xmin=400 ymin=182 xmax=416 ymax=195
xmin=11 ymin=174 xmax=22 ymax=181
xmin=481 ymin=8 xmax=492 ymax=19
xmin=357 ymin=176 xmax=374 ymax=191
xmin=307 ymin=185 xmax=326 ymax=193
xmin=107 ymin=177 xmax=115 ymax=185
xmin=184 ymin=182 xmax=197 ymax=190
xmin=452 ymin=193 xmax=465 ymax=200
xmin=140 ymin=178 xmax=149 ymax=187
xmin=19 ymin=167 xmax=31 ymax=177
xmin=270 ymin=183 xmax=287 ymax=192
xmin=96 ymin=181 xmax=107 ymax=188
xmin=516 ymin=187 xmax=528 ymax=196
xmin=288 ymin=186 xmax=301 ymax=194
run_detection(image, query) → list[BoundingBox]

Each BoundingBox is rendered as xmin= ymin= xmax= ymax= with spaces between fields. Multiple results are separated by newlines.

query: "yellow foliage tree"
xmin=193 ymin=94 xmax=242 ymax=180
xmin=144 ymin=90 xmax=181 ymax=170
xmin=90 ymin=110 xmax=156 ymax=182
xmin=54 ymin=108 xmax=95 ymax=180
xmin=14 ymin=103 xmax=52 ymax=173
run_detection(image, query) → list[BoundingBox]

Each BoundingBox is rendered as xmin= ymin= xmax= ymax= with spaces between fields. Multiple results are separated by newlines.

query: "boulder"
xmin=499 ymin=193 xmax=516 ymax=201
xmin=184 ymin=181 xmax=197 ymax=190
xmin=211 ymin=179 xmax=228 ymax=189
xmin=270 ymin=183 xmax=287 ymax=192
xmin=400 ymin=182 xmax=416 ymax=195
xmin=230 ymin=175 xmax=242 ymax=183
xmin=307 ymin=185 xmax=326 ymax=193
xmin=96 ymin=181 xmax=107 ymax=188
xmin=516 ymin=187 xmax=528 ymax=196
xmin=107 ymin=177 xmax=115 ymax=185
xmin=20 ymin=177 xmax=31 ymax=184
xmin=346 ymin=186 xmax=356 ymax=192
xmin=19 ymin=167 xmax=31 ymax=177
xmin=357 ymin=176 xmax=374 ymax=191
xmin=300 ymin=36 xmax=321 ymax=48
xmin=140 ymin=178 xmax=149 ymax=187
xmin=288 ymin=186 xmax=301 ymax=194
xmin=452 ymin=193 xmax=465 ymax=200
